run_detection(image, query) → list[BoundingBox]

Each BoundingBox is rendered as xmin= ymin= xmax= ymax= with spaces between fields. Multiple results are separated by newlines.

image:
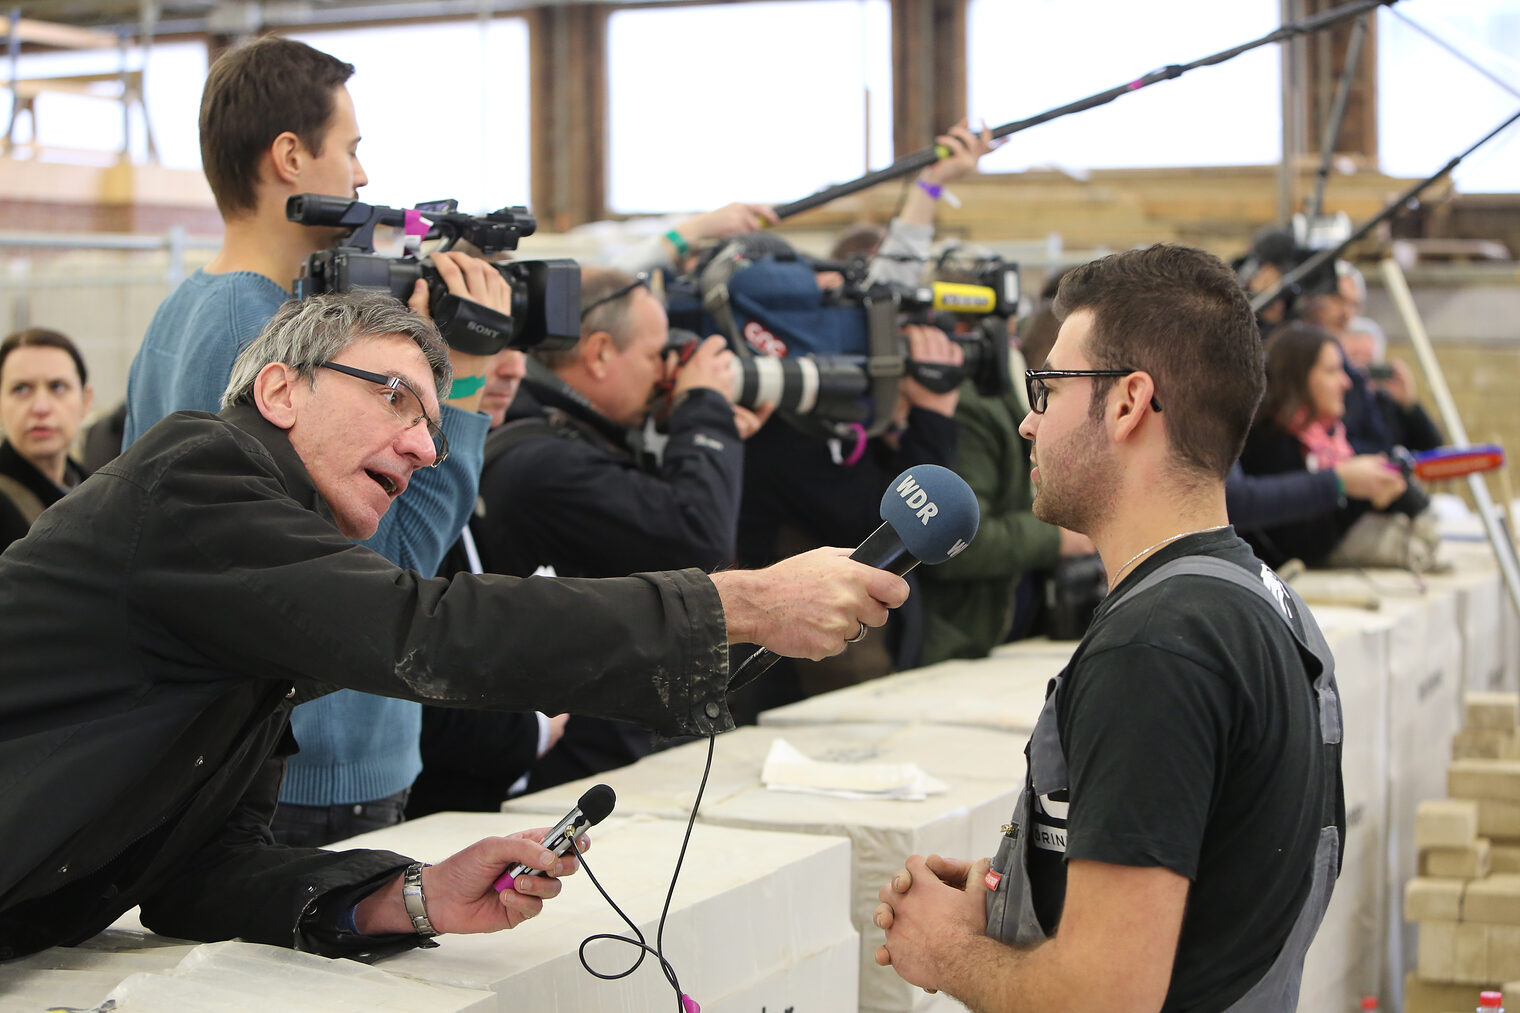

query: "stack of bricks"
xmin=1405 ymin=692 xmax=1520 ymax=1012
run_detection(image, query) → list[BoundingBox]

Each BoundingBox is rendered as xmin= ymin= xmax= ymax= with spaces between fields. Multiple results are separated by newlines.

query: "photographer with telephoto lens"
xmin=439 ymin=267 xmax=771 ymax=794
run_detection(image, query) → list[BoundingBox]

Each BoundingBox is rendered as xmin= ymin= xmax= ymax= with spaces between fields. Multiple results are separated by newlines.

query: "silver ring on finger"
xmin=846 ymin=621 xmax=868 ymax=644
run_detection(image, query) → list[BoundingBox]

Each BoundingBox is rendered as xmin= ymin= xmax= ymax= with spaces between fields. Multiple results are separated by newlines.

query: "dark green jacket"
xmin=920 ymin=381 xmax=1061 ymax=664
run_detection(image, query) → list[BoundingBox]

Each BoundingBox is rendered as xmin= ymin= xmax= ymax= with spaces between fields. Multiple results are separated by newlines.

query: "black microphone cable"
xmin=568 ymin=731 xmax=717 ymax=1013
xmin=562 ymin=465 xmax=978 ymax=1008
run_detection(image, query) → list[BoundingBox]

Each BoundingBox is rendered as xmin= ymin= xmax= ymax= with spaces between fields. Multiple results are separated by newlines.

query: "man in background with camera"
xmin=462 ymin=266 xmax=768 ymax=792
xmin=122 ymin=36 xmax=505 ymax=846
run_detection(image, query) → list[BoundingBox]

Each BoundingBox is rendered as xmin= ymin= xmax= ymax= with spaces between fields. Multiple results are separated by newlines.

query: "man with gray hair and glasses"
xmin=0 ymin=292 xmax=907 ymax=962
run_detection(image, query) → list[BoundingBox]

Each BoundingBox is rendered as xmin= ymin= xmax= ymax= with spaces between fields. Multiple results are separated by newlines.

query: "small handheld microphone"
xmin=729 ymin=464 xmax=980 ymax=693
xmin=494 ymin=783 xmax=616 ymax=892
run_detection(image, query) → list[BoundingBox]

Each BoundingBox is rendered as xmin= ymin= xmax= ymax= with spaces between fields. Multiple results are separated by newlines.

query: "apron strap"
xmin=1107 ymin=555 xmax=1340 ymax=740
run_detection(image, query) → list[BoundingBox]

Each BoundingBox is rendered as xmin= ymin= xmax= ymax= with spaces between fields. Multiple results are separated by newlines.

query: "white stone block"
xmin=331 ymin=812 xmax=854 ymax=1013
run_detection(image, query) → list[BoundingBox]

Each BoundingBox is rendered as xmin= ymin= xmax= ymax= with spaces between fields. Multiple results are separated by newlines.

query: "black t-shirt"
xmin=1026 ymin=529 xmax=1336 ymax=1013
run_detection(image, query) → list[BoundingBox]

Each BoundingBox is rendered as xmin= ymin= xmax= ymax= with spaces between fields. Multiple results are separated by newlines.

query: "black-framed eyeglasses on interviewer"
xmin=1024 ymin=368 xmax=1163 ymax=415
xmin=317 ymin=361 xmax=450 ymax=467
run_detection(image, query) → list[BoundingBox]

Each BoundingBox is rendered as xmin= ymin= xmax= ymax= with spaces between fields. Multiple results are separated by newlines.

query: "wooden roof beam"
xmin=0 ymin=18 xmax=121 ymax=50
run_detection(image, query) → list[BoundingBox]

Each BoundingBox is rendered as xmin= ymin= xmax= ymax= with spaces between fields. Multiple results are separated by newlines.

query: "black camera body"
xmin=1388 ymin=447 xmax=1432 ymax=518
xmin=287 ymin=194 xmax=580 ymax=356
xmin=664 ymin=237 xmax=1017 ymax=437
xmin=889 ymin=265 xmax=1019 ymax=397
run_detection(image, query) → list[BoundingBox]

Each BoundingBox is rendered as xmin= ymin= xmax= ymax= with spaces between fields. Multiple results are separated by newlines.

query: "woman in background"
xmin=1238 ymin=321 xmax=1366 ymax=568
xmin=0 ymin=328 xmax=93 ymax=553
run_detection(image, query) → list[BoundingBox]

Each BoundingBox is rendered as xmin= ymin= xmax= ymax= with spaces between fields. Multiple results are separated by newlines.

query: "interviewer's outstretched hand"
xmin=353 ymin=828 xmax=586 ymax=936
xmin=711 ymin=547 xmax=909 ymax=659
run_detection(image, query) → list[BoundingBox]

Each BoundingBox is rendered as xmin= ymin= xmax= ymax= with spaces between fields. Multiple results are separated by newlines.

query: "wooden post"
xmin=528 ymin=4 xmax=607 ymax=231
xmin=891 ymin=0 xmax=968 ymax=159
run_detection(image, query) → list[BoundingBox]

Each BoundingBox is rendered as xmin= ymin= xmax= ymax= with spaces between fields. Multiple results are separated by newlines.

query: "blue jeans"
xmin=270 ymin=788 xmax=410 ymax=848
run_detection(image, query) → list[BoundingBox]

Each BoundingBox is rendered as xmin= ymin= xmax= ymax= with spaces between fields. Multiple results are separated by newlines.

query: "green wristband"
xmin=449 ymin=374 xmax=486 ymax=399
xmin=664 ymin=228 xmax=690 ymax=257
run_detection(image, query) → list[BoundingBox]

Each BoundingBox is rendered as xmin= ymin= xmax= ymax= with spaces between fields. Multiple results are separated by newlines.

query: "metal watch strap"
xmin=402 ymin=862 xmax=438 ymax=937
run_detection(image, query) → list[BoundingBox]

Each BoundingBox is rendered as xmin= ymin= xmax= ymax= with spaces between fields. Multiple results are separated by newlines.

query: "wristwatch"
xmin=402 ymin=862 xmax=438 ymax=937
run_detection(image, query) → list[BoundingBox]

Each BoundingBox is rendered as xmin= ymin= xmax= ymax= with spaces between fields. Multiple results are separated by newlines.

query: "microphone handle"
xmin=728 ymin=524 xmax=921 ymax=696
xmin=494 ymin=806 xmax=590 ymax=892
xmin=852 ymin=520 xmax=909 ymax=571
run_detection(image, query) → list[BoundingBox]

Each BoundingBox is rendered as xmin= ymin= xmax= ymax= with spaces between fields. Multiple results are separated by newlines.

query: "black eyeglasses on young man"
xmin=1024 ymin=368 xmax=1163 ymax=415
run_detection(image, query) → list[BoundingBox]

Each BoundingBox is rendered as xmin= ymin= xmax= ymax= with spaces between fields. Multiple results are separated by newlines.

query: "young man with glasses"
xmin=873 ymin=245 xmax=1344 ymax=1013
xmin=122 ymin=36 xmax=513 ymax=846
xmin=0 ymin=291 xmax=906 ymax=961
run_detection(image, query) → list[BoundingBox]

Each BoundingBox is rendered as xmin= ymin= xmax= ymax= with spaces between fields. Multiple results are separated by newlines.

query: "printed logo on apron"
xmin=1033 ymin=791 xmax=1069 ymax=853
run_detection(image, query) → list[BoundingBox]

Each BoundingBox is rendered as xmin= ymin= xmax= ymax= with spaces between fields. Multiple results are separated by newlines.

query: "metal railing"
xmin=0 ymin=226 xmax=220 ymax=288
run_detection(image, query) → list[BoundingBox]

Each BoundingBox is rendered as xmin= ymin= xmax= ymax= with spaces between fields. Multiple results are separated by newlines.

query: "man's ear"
xmin=582 ymin=331 xmax=614 ymax=379
xmin=267 ymin=130 xmax=306 ymax=187
xmin=252 ymin=362 xmax=303 ymax=431
xmin=1109 ymin=371 xmax=1158 ymax=444
xmin=80 ymin=384 xmax=95 ymax=418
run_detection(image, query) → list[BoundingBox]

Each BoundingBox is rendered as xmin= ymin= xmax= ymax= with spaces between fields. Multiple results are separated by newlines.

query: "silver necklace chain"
xmin=1109 ymin=524 xmax=1229 ymax=587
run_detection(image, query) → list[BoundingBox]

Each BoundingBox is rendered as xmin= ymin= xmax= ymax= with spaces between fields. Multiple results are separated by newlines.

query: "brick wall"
xmin=1392 ymin=340 xmax=1520 ymax=508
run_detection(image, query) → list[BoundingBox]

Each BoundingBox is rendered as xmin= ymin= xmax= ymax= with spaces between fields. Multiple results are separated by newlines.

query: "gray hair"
xmin=222 ymin=292 xmax=452 ymax=409
xmin=534 ymin=267 xmax=642 ymax=372
xmin=1335 ymin=260 xmax=1366 ymax=305
xmin=1346 ymin=315 xmax=1387 ymax=359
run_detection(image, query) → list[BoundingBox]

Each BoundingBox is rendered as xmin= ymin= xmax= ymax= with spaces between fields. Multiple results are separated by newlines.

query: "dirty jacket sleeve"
xmin=137 ymin=414 xmax=734 ymax=738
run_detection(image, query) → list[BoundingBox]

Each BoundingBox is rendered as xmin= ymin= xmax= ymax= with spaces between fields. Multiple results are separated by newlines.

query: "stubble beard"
xmin=1029 ymin=417 xmax=1117 ymax=536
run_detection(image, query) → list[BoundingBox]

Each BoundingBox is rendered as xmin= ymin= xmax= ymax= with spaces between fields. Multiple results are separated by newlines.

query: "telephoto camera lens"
xmin=732 ymin=355 xmax=870 ymax=419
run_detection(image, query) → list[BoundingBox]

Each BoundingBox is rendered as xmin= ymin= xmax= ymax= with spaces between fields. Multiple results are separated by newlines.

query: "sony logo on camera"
xmin=466 ymin=320 xmax=502 ymax=340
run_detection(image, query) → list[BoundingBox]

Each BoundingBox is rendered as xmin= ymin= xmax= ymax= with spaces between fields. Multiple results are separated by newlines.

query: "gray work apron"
xmin=983 ymin=555 xmax=1344 ymax=1012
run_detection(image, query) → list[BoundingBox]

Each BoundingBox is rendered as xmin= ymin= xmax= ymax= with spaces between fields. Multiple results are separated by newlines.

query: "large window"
xmin=967 ymin=0 xmax=1282 ymax=172
xmin=607 ymin=0 xmax=891 ymax=213
xmin=1378 ymin=0 xmax=1520 ymax=194
xmin=0 ymin=40 xmax=207 ymax=168
xmin=288 ymin=19 xmax=531 ymax=214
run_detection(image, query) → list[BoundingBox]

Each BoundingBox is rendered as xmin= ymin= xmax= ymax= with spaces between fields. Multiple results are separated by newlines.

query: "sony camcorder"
xmin=286 ymin=194 xmax=581 ymax=356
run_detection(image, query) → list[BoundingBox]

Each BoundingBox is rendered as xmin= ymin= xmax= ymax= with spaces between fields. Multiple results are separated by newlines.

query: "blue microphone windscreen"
xmin=878 ymin=465 xmax=980 ymax=565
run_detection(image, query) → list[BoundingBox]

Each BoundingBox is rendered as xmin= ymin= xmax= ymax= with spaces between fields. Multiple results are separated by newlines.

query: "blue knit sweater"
xmin=124 ymin=268 xmax=488 ymax=805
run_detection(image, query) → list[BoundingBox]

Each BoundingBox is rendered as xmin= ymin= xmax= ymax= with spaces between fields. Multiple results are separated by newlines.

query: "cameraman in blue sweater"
xmin=124 ymin=37 xmax=506 ymax=845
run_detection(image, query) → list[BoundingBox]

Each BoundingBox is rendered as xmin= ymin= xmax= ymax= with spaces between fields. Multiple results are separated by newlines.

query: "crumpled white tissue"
xmin=760 ymin=738 xmax=948 ymax=801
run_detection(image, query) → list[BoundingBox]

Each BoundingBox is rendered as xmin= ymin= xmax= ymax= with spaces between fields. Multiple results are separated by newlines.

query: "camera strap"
xmin=698 ymin=253 xmax=745 ymax=350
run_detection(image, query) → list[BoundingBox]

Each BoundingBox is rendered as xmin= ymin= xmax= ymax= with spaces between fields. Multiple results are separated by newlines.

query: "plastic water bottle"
xmin=1478 ymin=991 xmax=1504 ymax=1012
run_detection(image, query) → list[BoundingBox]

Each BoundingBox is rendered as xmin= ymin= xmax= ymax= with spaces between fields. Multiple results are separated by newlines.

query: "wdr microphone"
xmin=729 ymin=465 xmax=980 ymax=693
xmin=853 ymin=464 xmax=981 ymax=573
xmin=494 ymin=783 xmax=616 ymax=892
